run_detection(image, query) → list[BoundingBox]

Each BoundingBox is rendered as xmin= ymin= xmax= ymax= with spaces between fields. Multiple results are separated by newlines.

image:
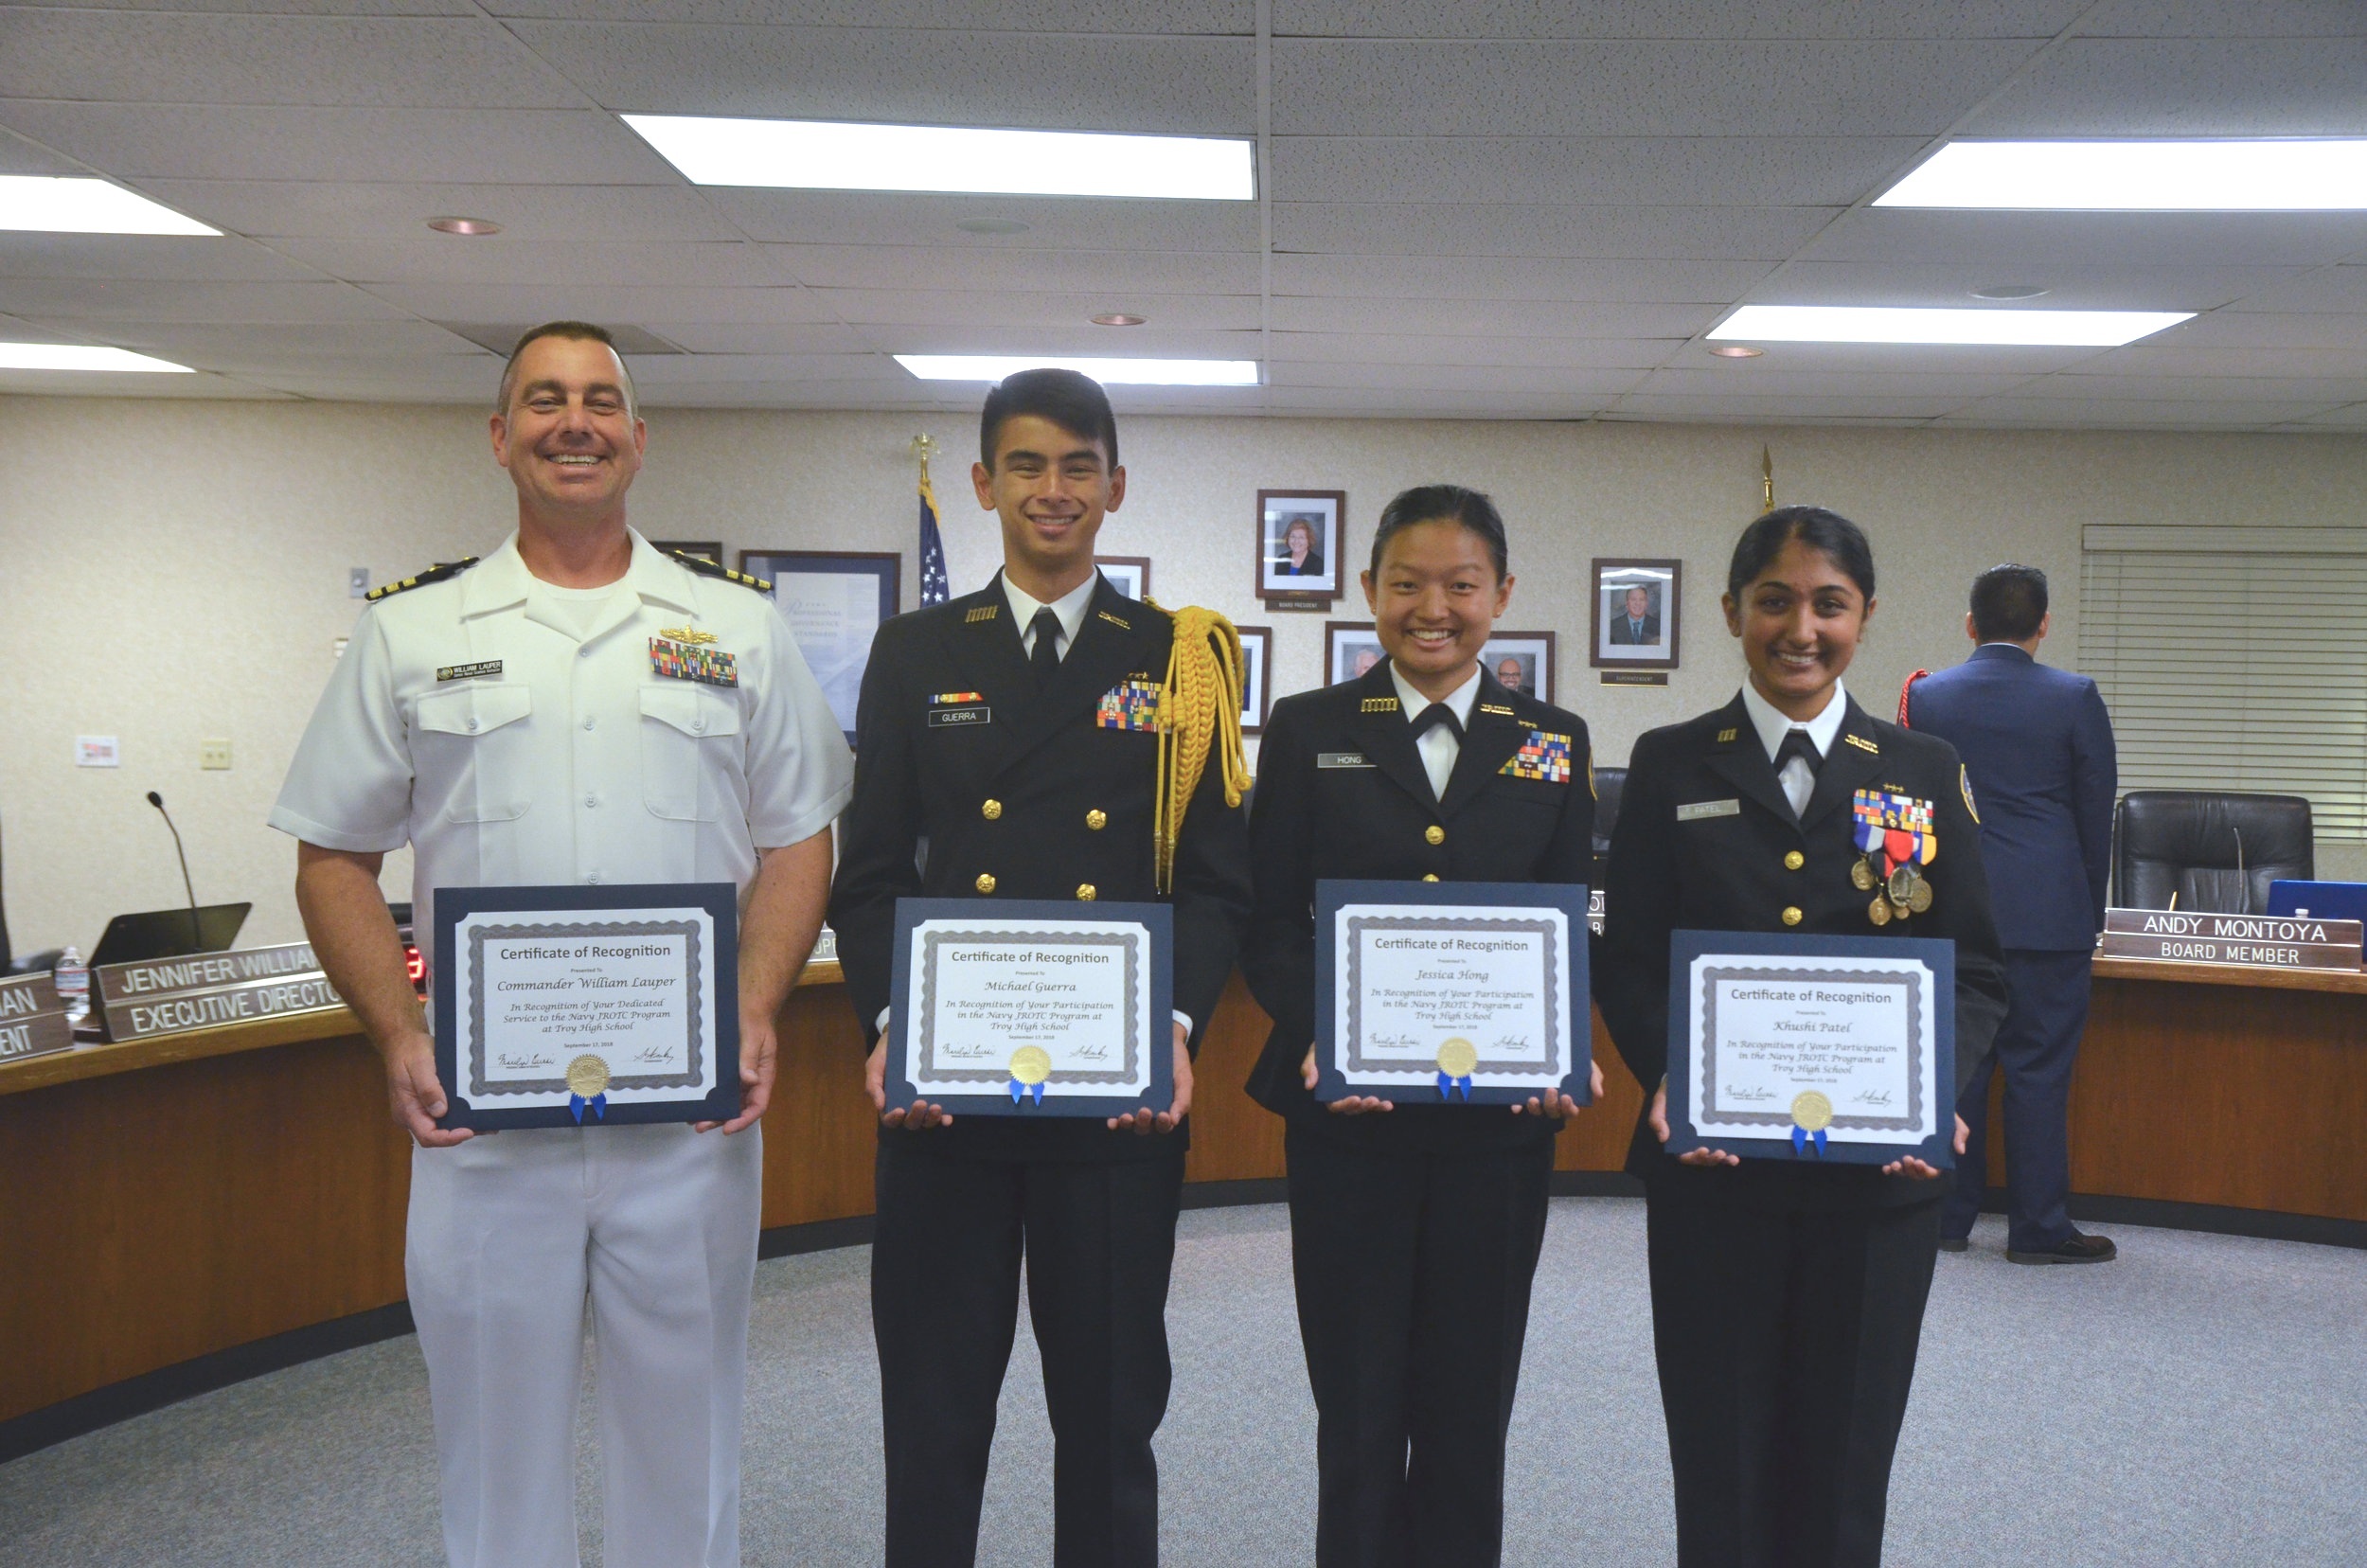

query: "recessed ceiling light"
xmin=1971 ymin=284 xmax=2049 ymax=300
xmin=623 ymin=115 xmax=1255 ymax=201
xmin=895 ymin=354 xmax=1259 ymax=386
xmin=1091 ymin=312 xmax=1148 ymax=327
xmin=1877 ymin=140 xmax=2367 ymax=210
xmin=426 ymin=216 xmax=502 ymax=236
xmin=0 ymin=342 xmax=194 ymax=372
xmin=0 ymin=175 xmax=218 ymax=236
xmin=956 ymin=217 xmax=1030 ymax=235
xmin=1712 ymin=304 xmax=2191 ymax=347
xmin=1709 ymin=344 xmax=1764 ymax=358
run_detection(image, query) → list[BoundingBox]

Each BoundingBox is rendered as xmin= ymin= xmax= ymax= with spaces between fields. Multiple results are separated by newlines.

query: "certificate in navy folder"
xmin=1664 ymin=930 xmax=1955 ymax=1168
xmin=887 ymin=898 xmax=1174 ymax=1118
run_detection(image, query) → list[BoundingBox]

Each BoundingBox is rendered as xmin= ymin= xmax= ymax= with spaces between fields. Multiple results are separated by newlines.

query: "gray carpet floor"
xmin=4 ymin=1199 xmax=2362 ymax=1566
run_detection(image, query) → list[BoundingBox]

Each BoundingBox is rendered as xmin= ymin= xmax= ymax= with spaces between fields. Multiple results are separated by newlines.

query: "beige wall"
xmin=5 ymin=392 xmax=2365 ymax=954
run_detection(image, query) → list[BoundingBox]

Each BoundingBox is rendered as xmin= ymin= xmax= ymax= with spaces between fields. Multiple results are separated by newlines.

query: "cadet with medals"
xmin=1594 ymin=507 xmax=2008 ymax=1568
xmin=1240 ymin=486 xmax=1602 ymax=1567
xmin=828 ymin=370 xmax=1254 ymax=1568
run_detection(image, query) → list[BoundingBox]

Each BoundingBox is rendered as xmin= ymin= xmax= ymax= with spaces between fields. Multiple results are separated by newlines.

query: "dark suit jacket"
xmin=1608 ymin=613 xmax=1661 ymax=646
xmin=1275 ymin=551 xmax=1325 ymax=578
xmin=828 ymin=573 xmax=1255 ymax=1163
xmin=1595 ymin=692 xmax=2009 ymax=1210
xmin=1906 ymin=644 xmax=2116 ymax=952
xmin=1241 ymin=663 xmax=1593 ymax=1153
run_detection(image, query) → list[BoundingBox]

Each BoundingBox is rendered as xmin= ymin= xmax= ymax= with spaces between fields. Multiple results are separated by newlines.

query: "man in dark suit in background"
xmin=1906 ymin=564 xmax=2118 ymax=1264
xmin=1608 ymin=584 xmax=1660 ymax=645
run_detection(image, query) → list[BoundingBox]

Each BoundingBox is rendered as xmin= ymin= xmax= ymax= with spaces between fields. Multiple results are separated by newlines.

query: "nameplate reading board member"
xmin=828 ymin=368 xmax=1254 ymax=1568
xmin=1242 ymin=484 xmax=1603 ymax=1568
xmin=271 ymin=322 xmax=852 ymax=1568
xmin=1597 ymin=506 xmax=2007 ymax=1568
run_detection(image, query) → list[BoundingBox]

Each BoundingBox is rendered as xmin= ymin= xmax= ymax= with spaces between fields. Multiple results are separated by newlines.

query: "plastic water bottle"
xmin=54 ymin=945 xmax=89 ymax=1025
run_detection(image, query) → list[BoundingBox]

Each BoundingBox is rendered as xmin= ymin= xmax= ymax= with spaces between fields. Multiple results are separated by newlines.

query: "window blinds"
xmin=2079 ymin=526 xmax=2367 ymax=840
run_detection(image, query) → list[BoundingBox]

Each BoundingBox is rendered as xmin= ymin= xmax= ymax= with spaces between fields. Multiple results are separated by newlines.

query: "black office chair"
xmin=2113 ymin=790 xmax=2313 ymax=915
xmin=1592 ymin=766 xmax=1628 ymax=863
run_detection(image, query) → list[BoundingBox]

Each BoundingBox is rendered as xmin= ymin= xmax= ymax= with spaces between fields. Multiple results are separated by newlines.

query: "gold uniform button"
xmin=982 ymin=799 xmax=1003 ymax=821
xmin=1077 ymin=883 xmax=1097 ymax=901
xmin=1784 ymin=850 xmax=1806 ymax=871
xmin=1781 ymin=905 xmax=1804 ymax=926
xmin=1086 ymin=809 xmax=1107 ymax=830
xmin=1424 ymin=825 xmax=1446 ymax=846
xmin=1422 ymin=873 xmax=1441 ymax=882
xmin=975 ymin=873 xmax=997 ymax=895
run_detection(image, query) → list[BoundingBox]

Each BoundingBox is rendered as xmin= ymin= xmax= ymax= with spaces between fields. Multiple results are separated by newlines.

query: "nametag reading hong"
xmin=1317 ymin=752 xmax=1374 ymax=769
xmin=1677 ymin=799 xmax=1741 ymax=822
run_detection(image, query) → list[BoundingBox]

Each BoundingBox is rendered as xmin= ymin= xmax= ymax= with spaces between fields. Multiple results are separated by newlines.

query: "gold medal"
xmin=1008 ymin=1045 xmax=1053 ymax=1086
xmin=1851 ymin=857 xmax=1877 ymax=892
xmin=1436 ymin=1038 xmax=1480 ymax=1079
xmin=1907 ymin=877 xmax=1933 ymax=915
xmin=1886 ymin=864 xmax=1916 ymax=903
xmin=565 ymin=1054 xmax=611 ymax=1098
xmin=1868 ymin=895 xmax=1892 ymax=926
xmin=1790 ymin=1091 xmax=1833 ymax=1133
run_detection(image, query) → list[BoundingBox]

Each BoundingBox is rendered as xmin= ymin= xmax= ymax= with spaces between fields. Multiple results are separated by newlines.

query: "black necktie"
xmin=1028 ymin=607 xmax=1062 ymax=685
xmin=1411 ymin=703 xmax=1463 ymax=741
xmin=1775 ymin=728 xmax=1823 ymax=777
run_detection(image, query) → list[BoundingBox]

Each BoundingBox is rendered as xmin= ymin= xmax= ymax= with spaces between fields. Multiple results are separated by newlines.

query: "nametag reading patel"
xmin=1677 ymin=799 xmax=1741 ymax=822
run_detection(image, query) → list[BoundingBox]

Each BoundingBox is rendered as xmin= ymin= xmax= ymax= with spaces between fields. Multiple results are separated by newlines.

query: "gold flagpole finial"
xmin=911 ymin=432 xmax=938 ymax=487
xmin=1760 ymin=445 xmax=1775 ymax=512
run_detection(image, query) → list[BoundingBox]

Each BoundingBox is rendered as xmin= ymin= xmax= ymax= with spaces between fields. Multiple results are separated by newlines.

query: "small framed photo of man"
xmin=1096 ymin=555 xmax=1151 ymax=603
xmin=1326 ymin=621 xmax=1386 ymax=686
xmin=1257 ymin=490 xmax=1346 ymax=607
xmin=1482 ymin=632 xmax=1556 ymax=705
xmin=1592 ymin=559 xmax=1682 ymax=670
xmin=1236 ymin=625 xmax=1273 ymax=734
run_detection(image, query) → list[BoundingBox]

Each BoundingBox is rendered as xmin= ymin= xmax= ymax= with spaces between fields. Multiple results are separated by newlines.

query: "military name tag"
xmin=436 ymin=660 xmax=503 ymax=683
xmin=928 ymin=704 xmax=991 ymax=728
xmin=650 ymin=637 xmax=738 ymax=687
xmin=1677 ymin=798 xmax=1741 ymax=822
xmin=1317 ymin=751 xmax=1374 ymax=769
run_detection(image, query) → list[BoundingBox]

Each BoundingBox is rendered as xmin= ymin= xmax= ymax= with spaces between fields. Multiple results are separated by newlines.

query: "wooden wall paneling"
xmin=756 ymin=983 xmax=881 ymax=1229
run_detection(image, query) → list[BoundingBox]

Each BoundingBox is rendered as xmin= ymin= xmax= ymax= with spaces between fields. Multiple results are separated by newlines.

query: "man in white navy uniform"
xmin=270 ymin=321 xmax=852 ymax=1568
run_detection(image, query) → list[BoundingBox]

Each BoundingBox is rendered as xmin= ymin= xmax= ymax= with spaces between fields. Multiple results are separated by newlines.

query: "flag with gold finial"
xmin=915 ymin=434 xmax=950 ymax=606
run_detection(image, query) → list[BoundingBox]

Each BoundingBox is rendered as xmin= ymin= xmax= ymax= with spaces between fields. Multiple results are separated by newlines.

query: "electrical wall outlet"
xmin=200 ymin=739 xmax=232 ymax=770
xmin=348 ymin=566 xmax=371 ymax=598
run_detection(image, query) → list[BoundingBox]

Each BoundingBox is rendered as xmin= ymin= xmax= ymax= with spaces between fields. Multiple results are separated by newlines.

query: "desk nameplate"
xmin=0 ymin=972 xmax=72 ymax=1064
xmin=94 ymin=942 xmax=344 ymax=1042
xmin=2100 ymin=910 xmax=2364 ymax=973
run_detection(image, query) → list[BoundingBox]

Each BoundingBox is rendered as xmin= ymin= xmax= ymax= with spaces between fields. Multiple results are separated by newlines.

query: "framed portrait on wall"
xmin=1591 ymin=558 xmax=1681 ymax=671
xmin=1326 ymin=620 xmax=1387 ymax=686
xmin=1235 ymin=624 xmax=1273 ymax=734
xmin=1257 ymin=490 xmax=1346 ymax=608
xmin=1480 ymin=631 xmax=1557 ymax=705
xmin=1096 ymin=555 xmax=1151 ymax=603
xmin=739 ymin=549 xmax=899 ymax=745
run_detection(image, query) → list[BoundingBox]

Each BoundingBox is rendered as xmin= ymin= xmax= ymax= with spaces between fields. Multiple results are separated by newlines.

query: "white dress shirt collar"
xmin=1389 ymin=662 xmax=1483 ymax=728
xmin=1390 ymin=662 xmax=1482 ymax=801
xmin=1738 ymin=676 xmax=1848 ymax=764
xmin=1002 ymin=569 xmax=1100 ymax=661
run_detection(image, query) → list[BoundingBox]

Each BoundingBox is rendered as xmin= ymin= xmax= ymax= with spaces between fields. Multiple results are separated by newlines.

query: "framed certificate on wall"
xmin=741 ymin=549 xmax=899 ymax=746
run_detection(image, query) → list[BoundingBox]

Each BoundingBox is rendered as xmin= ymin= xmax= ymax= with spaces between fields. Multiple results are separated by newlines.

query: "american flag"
xmin=918 ymin=474 xmax=951 ymax=606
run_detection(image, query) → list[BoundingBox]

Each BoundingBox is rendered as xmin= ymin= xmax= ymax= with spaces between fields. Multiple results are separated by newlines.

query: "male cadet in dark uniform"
xmin=1906 ymin=564 xmax=2118 ymax=1264
xmin=828 ymin=368 xmax=1254 ymax=1568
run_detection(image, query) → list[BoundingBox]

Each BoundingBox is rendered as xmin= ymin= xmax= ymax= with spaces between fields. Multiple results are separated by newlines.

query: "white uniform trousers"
xmin=405 ymin=1121 xmax=763 ymax=1568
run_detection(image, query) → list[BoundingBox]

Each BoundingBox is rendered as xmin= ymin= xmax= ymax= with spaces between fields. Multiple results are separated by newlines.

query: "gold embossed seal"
xmin=566 ymin=1054 xmax=612 ymax=1098
xmin=1790 ymin=1090 xmax=1833 ymax=1132
xmin=1008 ymin=1045 xmax=1053 ymax=1086
xmin=1435 ymin=1038 xmax=1479 ymax=1079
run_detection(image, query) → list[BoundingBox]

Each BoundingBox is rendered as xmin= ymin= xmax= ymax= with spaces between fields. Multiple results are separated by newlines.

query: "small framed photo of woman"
xmin=1481 ymin=632 xmax=1557 ymax=705
xmin=1235 ymin=625 xmax=1273 ymax=734
xmin=1592 ymin=558 xmax=1682 ymax=671
xmin=1326 ymin=620 xmax=1386 ymax=686
xmin=1257 ymin=490 xmax=1346 ymax=607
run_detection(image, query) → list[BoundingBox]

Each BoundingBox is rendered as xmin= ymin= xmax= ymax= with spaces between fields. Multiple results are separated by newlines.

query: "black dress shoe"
xmin=2006 ymin=1231 xmax=2117 ymax=1265
xmin=1937 ymin=1237 xmax=1968 ymax=1253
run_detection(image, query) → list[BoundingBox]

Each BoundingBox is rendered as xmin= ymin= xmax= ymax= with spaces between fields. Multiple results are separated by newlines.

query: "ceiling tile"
xmin=2054 ymin=343 xmax=2367 ymax=377
xmin=621 ymin=351 xmax=891 ymax=384
xmin=1272 ymin=39 xmax=2039 ymax=137
xmin=2147 ymin=312 xmax=2367 ymax=350
xmin=2291 ymin=402 xmax=2367 ymax=428
xmin=272 ymin=237 xmax=784 ymax=287
xmin=0 ymin=10 xmax=582 ymax=109
xmin=359 ymin=281 xmax=834 ymax=323
xmin=1271 ymin=254 xmax=1774 ymax=302
xmin=1630 ymin=366 xmax=2037 ymax=398
xmin=510 ymin=23 xmax=1254 ymax=134
xmin=1271 ymin=136 xmax=1931 ymax=206
xmin=129 ymin=179 xmax=743 ymax=242
xmin=1797 ymin=209 xmax=2367 ymax=269
xmin=1611 ymin=391 xmax=1974 ymax=419
xmin=47 ymin=1 xmax=478 ymax=13
xmin=1268 ymin=362 xmax=1643 ymax=395
xmin=0 ymin=277 xmax=410 ymax=322
xmin=155 ymin=349 xmax=499 ymax=381
xmin=0 ymin=368 xmax=293 ymax=398
xmin=0 ymin=102 xmax=678 ymax=183
xmin=1999 ymin=372 xmax=2367 ymax=401
xmin=852 ymin=324 xmax=1264 ymax=358
xmin=1272 ymin=203 xmax=1836 ymax=260
xmin=2075 ymin=1 xmax=2367 ymax=34
xmin=1937 ymin=396 xmax=2344 ymax=425
xmin=0 ymin=234 xmax=329 ymax=283
xmin=1676 ymin=341 xmax=2105 ymax=373
xmin=1271 ymin=294 xmax=1717 ymax=337
xmin=487 ymin=0 xmax=1252 ymax=30
xmin=1753 ymin=259 xmax=2311 ymax=312
xmin=636 ymin=320 xmax=871 ymax=354
xmin=1258 ymin=385 xmax=1607 ymax=417
xmin=1276 ymin=1 xmax=2090 ymax=38
xmin=1270 ymin=330 xmax=1678 ymax=368
xmin=767 ymin=246 xmax=1259 ymax=295
xmin=2220 ymin=267 xmax=2367 ymax=314
xmin=817 ymin=289 xmax=1259 ymax=331
xmin=1967 ymin=37 xmax=2367 ymax=134
xmin=46 ymin=318 xmax=487 ymax=360
xmin=0 ymin=124 xmax=85 ymax=176
xmin=703 ymin=189 xmax=1261 ymax=251
xmin=634 ymin=379 xmax=944 ymax=411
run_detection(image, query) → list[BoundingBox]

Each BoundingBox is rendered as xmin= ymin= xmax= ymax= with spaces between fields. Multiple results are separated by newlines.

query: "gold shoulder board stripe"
xmin=666 ymin=549 xmax=772 ymax=593
xmin=364 ymin=556 xmax=480 ymax=602
xmin=1843 ymin=734 xmax=1879 ymax=754
xmin=1715 ymin=726 xmax=1739 ymax=743
xmin=966 ymin=604 xmax=1000 ymax=623
xmin=1097 ymin=610 xmax=1131 ymax=630
xmin=1361 ymin=696 xmax=1400 ymax=713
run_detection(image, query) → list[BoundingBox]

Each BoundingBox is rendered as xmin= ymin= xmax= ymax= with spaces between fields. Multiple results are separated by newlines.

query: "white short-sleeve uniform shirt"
xmin=270 ymin=530 xmax=855 ymax=971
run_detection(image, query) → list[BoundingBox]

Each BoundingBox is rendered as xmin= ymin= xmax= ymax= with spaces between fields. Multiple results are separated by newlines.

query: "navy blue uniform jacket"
xmin=1907 ymin=645 xmax=2116 ymax=952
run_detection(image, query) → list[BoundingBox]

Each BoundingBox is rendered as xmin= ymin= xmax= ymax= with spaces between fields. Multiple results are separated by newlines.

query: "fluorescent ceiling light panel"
xmin=623 ymin=115 xmax=1254 ymax=201
xmin=1877 ymin=140 xmax=2367 ymax=210
xmin=896 ymin=355 xmax=1260 ymax=386
xmin=1712 ymin=305 xmax=2191 ymax=347
xmin=0 ymin=342 xmax=194 ymax=372
xmin=0 ymin=176 xmax=220 ymax=235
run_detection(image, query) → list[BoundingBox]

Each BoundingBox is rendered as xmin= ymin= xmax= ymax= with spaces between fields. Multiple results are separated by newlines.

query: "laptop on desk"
xmin=88 ymin=903 xmax=251 ymax=970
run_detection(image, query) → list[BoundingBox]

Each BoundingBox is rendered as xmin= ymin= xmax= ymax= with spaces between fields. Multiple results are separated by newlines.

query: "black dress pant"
xmin=872 ymin=1132 xmax=1186 ymax=1568
xmin=1285 ymin=1123 xmax=1556 ymax=1568
xmin=1943 ymin=948 xmax=2093 ymax=1251
xmin=1645 ymin=1185 xmax=1941 ymax=1568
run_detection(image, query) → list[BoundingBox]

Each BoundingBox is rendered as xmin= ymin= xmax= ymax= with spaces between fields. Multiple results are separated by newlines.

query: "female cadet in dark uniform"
xmin=1595 ymin=506 xmax=2009 ymax=1568
xmin=1241 ymin=485 xmax=1604 ymax=1568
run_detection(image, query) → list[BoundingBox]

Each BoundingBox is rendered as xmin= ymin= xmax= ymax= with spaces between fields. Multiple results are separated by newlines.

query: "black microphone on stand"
xmin=147 ymin=791 xmax=201 ymax=948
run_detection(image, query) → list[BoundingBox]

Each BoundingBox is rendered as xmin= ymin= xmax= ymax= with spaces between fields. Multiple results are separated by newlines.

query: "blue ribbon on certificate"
xmin=1789 ymin=1123 xmax=1827 ymax=1156
xmin=1436 ymin=1071 xmax=1471 ymax=1101
xmin=570 ymin=1092 xmax=607 ymax=1125
xmin=1008 ymin=1078 xmax=1045 ymax=1105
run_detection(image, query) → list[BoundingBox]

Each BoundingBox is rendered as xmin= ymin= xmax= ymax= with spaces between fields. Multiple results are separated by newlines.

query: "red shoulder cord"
xmin=1897 ymin=669 xmax=1931 ymax=727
